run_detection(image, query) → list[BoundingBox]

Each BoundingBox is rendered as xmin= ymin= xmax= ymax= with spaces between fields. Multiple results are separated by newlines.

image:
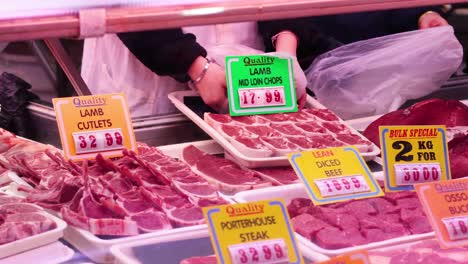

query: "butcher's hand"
xmin=189 ymin=56 xmax=228 ymax=113
xmin=419 ymin=11 xmax=449 ymax=29
xmin=271 ymin=30 xmax=307 ymax=108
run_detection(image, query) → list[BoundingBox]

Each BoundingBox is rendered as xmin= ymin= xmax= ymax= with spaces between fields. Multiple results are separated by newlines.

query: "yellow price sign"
xmin=318 ymin=250 xmax=370 ymax=264
xmin=288 ymin=146 xmax=383 ymax=205
xmin=379 ymin=125 xmax=451 ymax=192
xmin=203 ymin=199 xmax=303 ymax=264
xmin=53 ymin=93 xmax=137 ymax=161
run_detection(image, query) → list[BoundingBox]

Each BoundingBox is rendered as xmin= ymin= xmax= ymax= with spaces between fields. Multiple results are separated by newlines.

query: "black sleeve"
xmin=386 ymin=6 xmax=445 ymax=34
xmin=117 ymin=28 xmax=207 ymax=82
xmin=258 ymin=18 xmax=342 ymax=69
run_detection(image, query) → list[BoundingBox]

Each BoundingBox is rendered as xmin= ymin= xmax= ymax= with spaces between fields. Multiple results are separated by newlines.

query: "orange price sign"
xmin=317 ymin=251 xmax=370 ymax=264
xmin=415 ymin=178 xmax=468 ymax=248
xmin=52 ymin=93 xmax=137 ymax=161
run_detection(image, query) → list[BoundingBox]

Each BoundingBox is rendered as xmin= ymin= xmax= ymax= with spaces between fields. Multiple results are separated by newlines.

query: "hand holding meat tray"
xmin=168 ymin=90 xmax=380 ymax=168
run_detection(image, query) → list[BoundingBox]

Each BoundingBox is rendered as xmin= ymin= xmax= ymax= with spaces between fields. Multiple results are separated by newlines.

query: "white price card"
xmin=314 ymin=175 xmax=370 ymax=198
xmin=442 ymin=217 xmax=468 ymax=241
xmin=238 ymin=87 xmax=285 ymax=108
xmin=228 ymin=239 xmax=288 ymax=264
xmin=394 ymin=163 xmax=442 ymax=185
xmin=72 ymin=128 xmax=124 ymax=154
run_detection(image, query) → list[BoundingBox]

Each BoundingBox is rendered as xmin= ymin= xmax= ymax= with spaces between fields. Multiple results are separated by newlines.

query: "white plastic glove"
xmin=264 ymin=52 xmax=307 ymax=108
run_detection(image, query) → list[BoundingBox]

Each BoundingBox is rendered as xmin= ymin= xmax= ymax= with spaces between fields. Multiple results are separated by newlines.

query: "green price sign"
xmin=225 ymin=55 xmax=297 ymax=116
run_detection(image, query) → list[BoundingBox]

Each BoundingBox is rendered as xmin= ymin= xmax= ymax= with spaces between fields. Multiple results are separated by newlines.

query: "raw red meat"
xmin=205 ymin=108 xmax=375 ymax=158
xmin=449 ymin=135 xmax=468 ymax=179
xmin=291 ymin=213 xmax=330 ymax=240
xmin=129 ymin=210 xmax=172 ymax=232
xmin=182 ymin=145 xmax=271 ymax=194
xmin=0 ymin=194 xmax=58 ymax=246
xmin=253 ymin=167 xmax=298 ymax=185
xmin=180 ymin=256 xmax=218 ymax=264
xmin=288 ymin=187 xmax=433 ymax=250
xmin=363 ymin=99 xmax=468 ymax=179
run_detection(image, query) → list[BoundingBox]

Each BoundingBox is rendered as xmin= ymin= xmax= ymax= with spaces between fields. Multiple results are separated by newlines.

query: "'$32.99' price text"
xmin=72 ymin=128 xmax=124 ymax=154
xmin=442 ymin=217 xmax=468 ymax=241
xmin=228 ymin=239 xmax=288 ymax=264
xmin=239 ymin=87 xmax=285 ymax=108
xmin=315 ymin=175 xmax=371 ymax=198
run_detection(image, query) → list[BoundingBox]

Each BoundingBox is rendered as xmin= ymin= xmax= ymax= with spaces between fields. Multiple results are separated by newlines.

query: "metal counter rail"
xmin=0 ymin=0 xmax=466 ymax=42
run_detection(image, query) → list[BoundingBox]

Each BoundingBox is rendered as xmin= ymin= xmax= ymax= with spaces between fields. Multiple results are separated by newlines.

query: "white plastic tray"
xmin=110 ymin=228 xmax=330 ymax=264
xmin=0 ymin=241 xmax=74 ymax=264
xmin=168 ymin=90 xmax=380 ymax=168
xmin=233 ymin=183 xmax=434 ymax=256
xmin=0 ymin=202 xmax=68 ymax=259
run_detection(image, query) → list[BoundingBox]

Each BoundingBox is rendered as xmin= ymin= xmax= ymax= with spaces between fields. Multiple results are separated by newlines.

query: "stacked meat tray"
xmin=1 ymin=97 xmax=468 ymax=263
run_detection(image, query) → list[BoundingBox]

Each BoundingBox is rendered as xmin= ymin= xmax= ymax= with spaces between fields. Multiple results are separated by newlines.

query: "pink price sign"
xmin=72 ymin=128 xmax=124 ymax=154
xmin=238 ymin=87 xmax=285 ymax=108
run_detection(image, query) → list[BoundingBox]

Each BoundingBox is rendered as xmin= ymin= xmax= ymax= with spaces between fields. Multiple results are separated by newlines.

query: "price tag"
xmin=203 ymin=200 xmax=303 ymax=264
xmin=379 ymin=125 xmax=451 ymax=192
xmin=288 ymin=146 xmax=383 ymax=205
xmin=72 ymin=128 xmax=124 ymax=154
xmin=442 ymin=217 xmax=468 ymax=241
xmin=318 ymin=250 xmax=370 ymax=264
xmin=239 ymin=87 xmax=285 ymax=108
xmin=228 ymin=239 xmax=288 ymax=264
xmin=53 ymin=93 xmax=137 ymax=161
xmin=315 ymin=175 xmax=371 ymax=198
xmin=415 ymin=178 xmax=468 ymax=248
xmin=226 ymin=55 xmax=297 ymax=116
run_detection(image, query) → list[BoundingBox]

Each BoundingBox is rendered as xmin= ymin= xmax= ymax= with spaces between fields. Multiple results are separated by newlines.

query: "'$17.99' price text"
xmin=228 ymin=239 xmax=288 ymax=264
xmin=239 ymin=87 xmax=285 ymax=108
xmin=442 ymin=217 xmax=468 ymax=241
xmin=314 ymin=175 xmax=371 ymax=198
xmin=72 ymin=128 xmax=124 ymax=154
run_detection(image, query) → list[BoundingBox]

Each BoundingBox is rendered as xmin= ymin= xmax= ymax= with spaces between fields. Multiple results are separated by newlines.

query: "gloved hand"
xmin=264 ymin=52 xmax=307 ymax=108
xmin=419 ymin=11 xmax=449 ymax=29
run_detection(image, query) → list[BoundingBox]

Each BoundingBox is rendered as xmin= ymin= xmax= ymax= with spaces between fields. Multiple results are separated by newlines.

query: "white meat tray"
xmin=62 ymin=140 xmax=233 ymax=264
xmin=0 ymin=241 xmax=74 ymax=264
xmin=0 ymin=201 xmax=68 ymax=259
xmin=110 ymin=228 xmax=330 ymax=264
xmin=233 ymin=183 xmax=435 ymax=256
xmin=168 ymin=90 xmax=381 ymax=168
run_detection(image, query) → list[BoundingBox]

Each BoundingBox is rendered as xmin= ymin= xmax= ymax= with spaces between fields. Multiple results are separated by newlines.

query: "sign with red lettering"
xmin=318 ymin=250 xmax=370 ymax=264
xmin=53 ymin=93 xmax=137 ymax=160
xmin=380 ymin=125 xmax=451 ymax=192
xmin=239 ymin=87 xmax=285 ymax=108
xmin=203 ymin=200 xmax=303 ymax=264
xmin=288 ymin=146 xmax=383 ymax=205
xmin=415 ymin=178 xmax=468 ymax=248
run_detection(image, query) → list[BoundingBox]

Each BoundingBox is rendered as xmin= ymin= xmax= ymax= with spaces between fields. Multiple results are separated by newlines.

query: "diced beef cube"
xmin=291 ymin=213 xmax=330 ymax=240
xmin=315 ymin=227 xmax=365 ymax=249
xmin=312 ymin=207 xmax=359 ymax=230
xmin=362 ymin=228 xmax=389 ymax=243
xmin=400 ymin=207 xmax=425 ymax=222
xmin=343 ymin=200 xmax=378 ymax=218
xmin=287 ymin=198 xmax=312 ymax=218
xmin=407 ymin=215 xmax=432 ymax=234
xmin=384 ymin=191 xmax=416 ymax=203
xmin=396 ymin=197 xmax=421 ymax=209
xmin=369 ymin=198 xmax=400 ymax=214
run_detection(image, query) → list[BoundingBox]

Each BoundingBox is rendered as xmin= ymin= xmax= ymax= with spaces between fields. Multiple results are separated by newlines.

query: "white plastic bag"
xmin=306 ymin=26 xmax=463 ymax=120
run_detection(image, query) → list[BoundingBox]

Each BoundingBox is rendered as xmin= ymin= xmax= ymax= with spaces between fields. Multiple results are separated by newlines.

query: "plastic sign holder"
xmin=318 ymin=251 xmax=370 ymax=264
xmin=203 ymin=199 xmax=303 ymax=264
xmin=288 ymin=146 xmax=383 ymax=206
xmin=225 ymin=55 xmax=297 ymax=116
xmin=53 ymin=93 xmax=137 ymax=161
xmin=379 ymin=125 xmax=451 ymax=192
xmin=415 ymin=178 xmax=468 ymax=249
